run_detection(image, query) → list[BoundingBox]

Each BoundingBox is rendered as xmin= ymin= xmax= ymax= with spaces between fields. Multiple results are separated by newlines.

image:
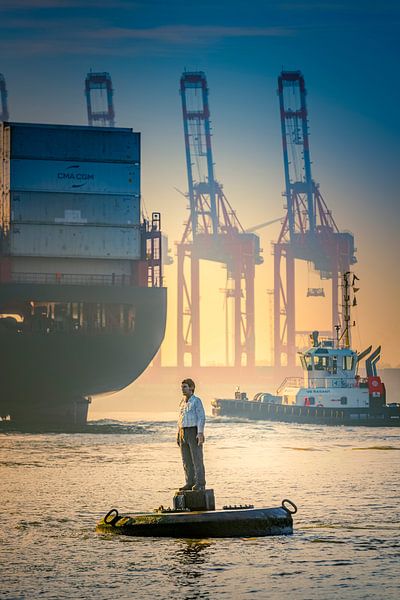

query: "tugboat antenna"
xmin=334 ymin=324 xmax=340 ymax=348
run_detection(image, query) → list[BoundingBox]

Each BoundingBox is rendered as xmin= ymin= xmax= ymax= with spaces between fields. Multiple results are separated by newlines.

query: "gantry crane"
xmin=274 ymin=71 xmax=356 ymax=368
xmin=177 ymin=71 xmax=263 ymax=368
xmin=85 ymin=72 xmax=115 ymax=127
xmin=0 ymin=74 xmax=9 ymax=121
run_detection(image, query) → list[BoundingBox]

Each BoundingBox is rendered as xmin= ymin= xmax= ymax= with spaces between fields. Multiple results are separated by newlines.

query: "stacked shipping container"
xmin=0 ymin=123 xmax=141 ymax=271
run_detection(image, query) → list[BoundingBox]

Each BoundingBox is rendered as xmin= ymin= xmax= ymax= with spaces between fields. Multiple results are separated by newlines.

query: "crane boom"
xmin=246 ymin=217 xmax=282 ymax=233
xmin=180 ymin=72 xmax=218 ymax=236
xmin=273 ymin=70 xmax=357 ymax=368
xmin=177 ymin=71 xmax=262 ymax=369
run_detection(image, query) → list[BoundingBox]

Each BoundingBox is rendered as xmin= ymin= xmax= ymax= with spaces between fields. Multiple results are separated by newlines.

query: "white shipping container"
xmin=10 ymin=223 xmax=141 ymax=260
xmin=11 ymin=256 xmax=133 ymax=276
xmin=7 ymin=159 xmax=140 ymax=195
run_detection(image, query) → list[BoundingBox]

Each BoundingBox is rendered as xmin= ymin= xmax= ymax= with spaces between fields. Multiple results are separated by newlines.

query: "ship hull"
xmin=0 ymin=283 xmax=166 ymax=427
xmin=212 ymin=399 xmax=400 ymax=427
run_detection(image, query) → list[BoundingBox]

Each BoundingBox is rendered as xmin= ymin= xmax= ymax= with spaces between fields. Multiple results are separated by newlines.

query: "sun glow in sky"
xmin=1 ymin=0 xmax=399 ymax=366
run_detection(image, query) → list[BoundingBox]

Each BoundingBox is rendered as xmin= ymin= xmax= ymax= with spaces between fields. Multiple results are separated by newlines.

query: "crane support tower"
xmin=0 ymin=74 xmax=9 ymax=121
xmin=274 ymin=71 xmax=356 ymax=368
xmin=85 ymin=72 xmax=115 ymax=127
xmin=177 ymin=71 xmax=262 ymax=369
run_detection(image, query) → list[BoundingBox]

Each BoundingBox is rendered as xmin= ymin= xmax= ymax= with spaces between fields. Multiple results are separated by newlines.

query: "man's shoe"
xmin=178 ymin=483 xmax=193 ymax=491
xmin=192 ymin=484 xmax=205 ymax=491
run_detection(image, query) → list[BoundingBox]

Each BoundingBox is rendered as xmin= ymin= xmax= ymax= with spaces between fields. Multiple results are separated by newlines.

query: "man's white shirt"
xmin=178 ymin=394 xmax=206 ymax=434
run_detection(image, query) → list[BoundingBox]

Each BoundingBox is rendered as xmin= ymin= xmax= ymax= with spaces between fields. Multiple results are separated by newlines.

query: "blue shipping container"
xmin=8 ymin=159 xmax=140 ymax=195
xmin=3 ymin=122 xmax=139 ymax=163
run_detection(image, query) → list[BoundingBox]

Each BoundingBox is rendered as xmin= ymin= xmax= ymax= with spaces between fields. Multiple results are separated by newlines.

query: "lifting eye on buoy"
xmin=281 ymin=499 xmax=298 ymax=514
xmin=104 ymin=508 xmax=120 ymax=526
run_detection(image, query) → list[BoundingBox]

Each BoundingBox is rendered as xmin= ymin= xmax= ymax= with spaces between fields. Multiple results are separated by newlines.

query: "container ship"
xmin=0 ymin=122 xmax=166 ymax=427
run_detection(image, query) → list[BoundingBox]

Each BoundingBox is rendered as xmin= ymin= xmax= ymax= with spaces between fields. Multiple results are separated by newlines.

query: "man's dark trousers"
xmin=179 ymin=426 xmax=206 ymax=487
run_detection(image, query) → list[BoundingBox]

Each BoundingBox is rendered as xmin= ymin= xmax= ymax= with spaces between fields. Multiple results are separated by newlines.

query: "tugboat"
xmin=212 ymin=273 xmax=400 ymax=426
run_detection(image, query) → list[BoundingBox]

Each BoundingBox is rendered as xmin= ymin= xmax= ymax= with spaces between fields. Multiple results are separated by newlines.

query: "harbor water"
xmin=1 ymin=406 xmax=400 ymax=599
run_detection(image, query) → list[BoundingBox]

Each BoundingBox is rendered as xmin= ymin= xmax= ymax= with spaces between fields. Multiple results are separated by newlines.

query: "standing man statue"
xmin=177 ymin=378 xmax=206 ymax=491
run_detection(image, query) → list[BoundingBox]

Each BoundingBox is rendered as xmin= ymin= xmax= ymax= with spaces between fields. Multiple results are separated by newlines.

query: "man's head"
xmin=181 ymin=378 xmax=195 ymax=398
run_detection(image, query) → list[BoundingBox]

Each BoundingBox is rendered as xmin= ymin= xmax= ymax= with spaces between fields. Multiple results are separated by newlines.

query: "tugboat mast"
xmin=342 ymin=272 xmax=351 ymax=348
xmin=339 ymin=271 xmax=359 ymax=349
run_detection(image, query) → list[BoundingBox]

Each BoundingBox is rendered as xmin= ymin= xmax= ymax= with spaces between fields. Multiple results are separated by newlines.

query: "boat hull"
xmin=212 ymin=398 xmax=400 ymax=427
xmin=96 ymin=506 xmax=293 ymax=538
xmin=0 ymin=283 xmax=166 ymax=426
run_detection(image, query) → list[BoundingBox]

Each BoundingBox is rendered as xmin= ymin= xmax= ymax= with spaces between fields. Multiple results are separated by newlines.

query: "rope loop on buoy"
xmin=281 ymin=499 xmax=297 ymax=514
xmin=104 ymin=508 xmax=120 ymax=526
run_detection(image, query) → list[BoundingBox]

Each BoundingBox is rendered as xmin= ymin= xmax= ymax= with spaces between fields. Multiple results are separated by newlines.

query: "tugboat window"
xmin=315 ymin=356 xmax=329 ymax=370
xmin=304 ymin=355 xmax=312 ymax=370
xmin=343 ymin=356 xmax=354 ymax=370
xmin=331 ymin=356 xmax=337 ymax=374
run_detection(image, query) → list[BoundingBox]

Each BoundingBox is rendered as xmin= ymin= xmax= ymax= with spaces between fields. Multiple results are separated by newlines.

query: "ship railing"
xmin=305 ymin=377 xmax=357 ymax=389
xmin=278 ymin=375 xmax=358 ymax=393
xmin=10 ymin=272 xmax=136 ymax=287
xmin=277 ymin=377 xmax=303 ymax=394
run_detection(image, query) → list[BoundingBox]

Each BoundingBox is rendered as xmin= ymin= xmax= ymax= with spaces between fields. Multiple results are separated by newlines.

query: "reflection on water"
xmin=0 ymin=419 xmax=153 ymax=435
xmin=351 ymin=445 xmax=400 ymax=451
xmin=282 ymin=446 xmax=324 ymax=451
xmin=169 ymin=541 xmax=213 ymax=600
xmin=1 ymin=414 xmax=400 ymax=599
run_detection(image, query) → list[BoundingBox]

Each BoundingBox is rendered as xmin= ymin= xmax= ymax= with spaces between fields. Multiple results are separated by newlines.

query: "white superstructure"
xmin=278 ymin=334 xmax=379 ymax=409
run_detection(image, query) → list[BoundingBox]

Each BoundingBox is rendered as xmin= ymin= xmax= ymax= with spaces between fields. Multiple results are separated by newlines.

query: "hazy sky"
xmin=1 ymin=0 xmax=399 ymax=366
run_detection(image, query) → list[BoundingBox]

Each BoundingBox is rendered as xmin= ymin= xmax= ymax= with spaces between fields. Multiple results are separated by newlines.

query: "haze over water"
xmin=2 ymin=398 xmax=400 ymax=599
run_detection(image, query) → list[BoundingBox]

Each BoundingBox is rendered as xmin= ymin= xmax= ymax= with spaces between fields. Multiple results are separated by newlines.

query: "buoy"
xmin=96 ymin=496 xmax=297 ymax=538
